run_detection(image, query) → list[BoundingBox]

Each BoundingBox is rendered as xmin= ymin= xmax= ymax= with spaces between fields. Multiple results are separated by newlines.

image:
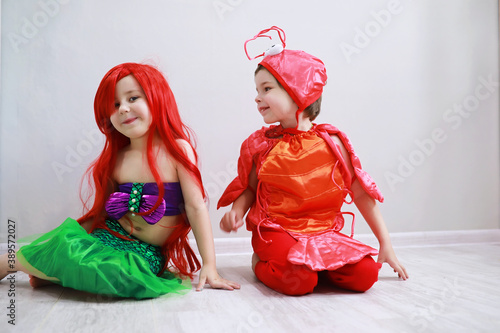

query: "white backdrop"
xmin=1 ymin=0 xmax=499 ymax=242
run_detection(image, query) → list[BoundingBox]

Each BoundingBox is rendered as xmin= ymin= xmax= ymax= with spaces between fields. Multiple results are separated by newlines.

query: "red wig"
xmin=78 ymin=62 xmax=203 ymax=278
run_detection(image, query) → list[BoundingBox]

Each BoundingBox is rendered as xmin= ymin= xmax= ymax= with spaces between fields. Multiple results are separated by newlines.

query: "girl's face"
xmin=110 ymin=75 xmax=153 ymax=140
xmin=254 ymin=68 xmax=298 ymax=128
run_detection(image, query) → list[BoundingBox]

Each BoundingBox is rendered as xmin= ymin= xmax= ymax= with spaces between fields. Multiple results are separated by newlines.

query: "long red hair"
xmin=78 ymin=62 xmax=203 ymax=278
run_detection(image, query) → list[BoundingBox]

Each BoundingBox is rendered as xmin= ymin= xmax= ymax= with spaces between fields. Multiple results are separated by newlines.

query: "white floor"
xmin=1 ymin=231 xmax=500 ymax=333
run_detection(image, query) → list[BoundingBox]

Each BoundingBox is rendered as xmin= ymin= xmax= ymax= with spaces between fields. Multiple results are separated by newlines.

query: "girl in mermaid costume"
xmin=219 ymin=27 xmax=408 ymax=295
xmin=0 ymin=63 xmax=240 ymax=299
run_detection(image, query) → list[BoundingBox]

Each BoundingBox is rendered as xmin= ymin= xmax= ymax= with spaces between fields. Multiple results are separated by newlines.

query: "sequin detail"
xmin=128 ymin=182 xmax=144 ymax=214
xmin=90 ymin=220 xmax=165 ymax=274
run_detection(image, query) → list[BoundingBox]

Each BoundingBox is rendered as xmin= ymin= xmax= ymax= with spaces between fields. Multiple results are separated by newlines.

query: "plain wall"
xmin=1 ymin=0 xmax=499 ymax=242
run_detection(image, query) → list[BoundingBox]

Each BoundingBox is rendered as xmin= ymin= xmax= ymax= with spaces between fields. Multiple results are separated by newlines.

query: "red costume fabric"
xmin=218 ymin=123 xmax=384 ymax=295
xmin=252 ymin=227 xmax=381 ymax=295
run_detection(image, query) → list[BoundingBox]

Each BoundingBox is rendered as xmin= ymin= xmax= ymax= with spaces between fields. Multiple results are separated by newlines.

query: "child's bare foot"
xmin=29 ymin=275 xmax=55 ymax=288
xmin=252 ymin=252 xmax=260 ymax=273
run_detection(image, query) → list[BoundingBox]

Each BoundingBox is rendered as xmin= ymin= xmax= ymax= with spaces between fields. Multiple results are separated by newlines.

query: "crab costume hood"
xmin=245 ymin=26 xmax=328 ymax=120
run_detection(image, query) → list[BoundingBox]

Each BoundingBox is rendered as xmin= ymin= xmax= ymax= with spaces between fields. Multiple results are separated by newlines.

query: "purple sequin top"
xmin=105 ymin=182 xmax=184 ymax=224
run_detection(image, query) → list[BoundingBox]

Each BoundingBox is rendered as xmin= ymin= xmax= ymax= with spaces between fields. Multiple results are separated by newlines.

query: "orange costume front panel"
xmin=218 ymin=124 xmax=383 ymax=271
xmin=258 ymin=131 xmax=345 ymax=234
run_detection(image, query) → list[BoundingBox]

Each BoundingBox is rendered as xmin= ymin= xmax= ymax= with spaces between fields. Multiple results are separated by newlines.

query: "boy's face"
xmin=254 ymin=68 xmax=298 ymax=128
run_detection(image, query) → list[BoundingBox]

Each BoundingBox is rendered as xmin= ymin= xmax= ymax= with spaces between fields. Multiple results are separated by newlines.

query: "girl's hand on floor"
xmin=196 ymin=265 xmax=241 ymax=291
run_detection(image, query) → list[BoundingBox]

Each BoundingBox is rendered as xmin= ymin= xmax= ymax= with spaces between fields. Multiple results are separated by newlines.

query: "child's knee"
xmin=350 ymin=266 xmax=379 ymax=292
xmin=326 ymin=256 xmax=381 ymax=292
xmin=255 ymin=260 xmax=317 ymax=296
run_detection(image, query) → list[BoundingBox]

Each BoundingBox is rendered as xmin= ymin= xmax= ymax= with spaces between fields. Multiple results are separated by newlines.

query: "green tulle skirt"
xmin=17 ymin=218 xmax=191 ymax=299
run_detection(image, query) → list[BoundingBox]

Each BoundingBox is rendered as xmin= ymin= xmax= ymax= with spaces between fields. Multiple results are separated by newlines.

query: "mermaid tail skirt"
xmin=17 ymin=218 xmax=190 ymax=299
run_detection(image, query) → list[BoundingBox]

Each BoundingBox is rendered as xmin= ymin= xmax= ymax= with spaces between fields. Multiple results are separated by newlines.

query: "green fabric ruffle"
xmin=17 ymin=218 xmax=191 ymax=299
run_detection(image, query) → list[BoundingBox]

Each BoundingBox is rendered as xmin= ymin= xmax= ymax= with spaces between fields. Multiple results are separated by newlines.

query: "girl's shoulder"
xmin=174 ymin=138 xmax=194 ymax=154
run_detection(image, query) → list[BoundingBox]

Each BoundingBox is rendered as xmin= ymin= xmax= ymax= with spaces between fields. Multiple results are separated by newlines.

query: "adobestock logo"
xmin=51 ymin=128 xmax=104 ymax=183
xmin=409 ymin=276 xmax=463 ymax=332
xmin=339 ymin=0 xmax=405 ymax=64
xmin=204 ymin=159 xmax=238 ymax=198
xmin=7 ymin=0 xmax=71 ymax=53
xmin=236 ymin=300 xmax=275 ymax=333
xmin=213 ymin=0 xmax=244 ymax=21
xmin=385 ymin=74 xmax=498 ymax=192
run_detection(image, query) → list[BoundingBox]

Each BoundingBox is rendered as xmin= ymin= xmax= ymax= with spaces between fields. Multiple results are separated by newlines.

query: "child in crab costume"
xmin=218 ymin=27 xmax=408 ymax=296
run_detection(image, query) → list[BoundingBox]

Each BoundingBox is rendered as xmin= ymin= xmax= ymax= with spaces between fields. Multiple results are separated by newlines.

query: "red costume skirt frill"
xmin=284 ymin=228 xmax=378 ymax=271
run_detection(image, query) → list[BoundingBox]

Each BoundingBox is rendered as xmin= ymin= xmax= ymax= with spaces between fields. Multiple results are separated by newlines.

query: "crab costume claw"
xmin=244 ymin=26 xmax=286 ymax=60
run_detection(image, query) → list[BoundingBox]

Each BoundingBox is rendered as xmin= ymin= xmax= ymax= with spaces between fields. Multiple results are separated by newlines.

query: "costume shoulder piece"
xmin=315 ymin=124 xmax=384 ymax=203
xmin=217 ymin=126 xmax=274 ymax=208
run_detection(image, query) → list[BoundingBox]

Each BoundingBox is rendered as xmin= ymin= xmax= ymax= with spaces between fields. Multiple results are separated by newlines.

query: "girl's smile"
xmin=110 ymin=75 xmax=153 ymax=140
xmin=122 ymin=117 xmax=138 ymax=125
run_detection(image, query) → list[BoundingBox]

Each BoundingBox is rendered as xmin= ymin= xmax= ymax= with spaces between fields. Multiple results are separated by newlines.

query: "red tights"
xmin=252 ymin=228 xmax=381 ymax=296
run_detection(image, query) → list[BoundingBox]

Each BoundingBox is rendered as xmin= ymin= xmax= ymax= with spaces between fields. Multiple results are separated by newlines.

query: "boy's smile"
xmin=254 ymin=68 xmax=299 ymax=129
